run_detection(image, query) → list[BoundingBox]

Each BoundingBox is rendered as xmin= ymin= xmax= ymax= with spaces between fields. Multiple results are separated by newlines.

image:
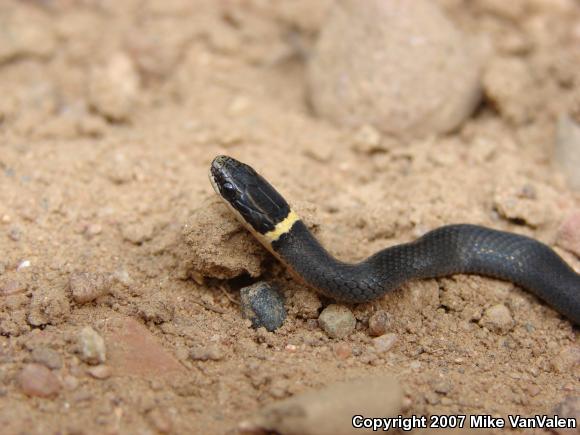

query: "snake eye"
xmin=222 ymin=182 xmax=237 ymax=200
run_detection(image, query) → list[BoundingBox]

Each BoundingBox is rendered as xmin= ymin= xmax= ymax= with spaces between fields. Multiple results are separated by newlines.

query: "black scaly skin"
xmin=210 ymin=155 xmax=580 ymax=326
xmin=273 ymin=221 xmax=580 ymax=325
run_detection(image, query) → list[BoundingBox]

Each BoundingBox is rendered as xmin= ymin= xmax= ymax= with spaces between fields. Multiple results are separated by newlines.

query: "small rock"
xmin=368 ymin=310 xmax=390 ymax=336
xmin=550 ymin=345 xmax=580 ymax=374
xmin=18 ymin=363 xmax=61 ymax=398
xmin=333 ymin=342 xmax=352 ymax=359
xmin=240 ymin=282 xmax=286 ymax=332
xmin=479 ymin=304 xmax=514 ymax=333
xmin=318 ymin=304 xmax=356 ymax=339
xmin=87 ymin=365 xmax=112 ymax=379
xmin=88 ymin=52 xmax=140 ymax=122
xmin=30 ymin=347 xmax=62 ymax=370
xmin=189 ymin=344 xmax=224 ymax=361
xmin=556 ymin=210 xmax=580 ymax=257
xmin=555 ymin=114 xmax=580 ymax=191
xmin=69 ymin=272 xmax=110 ymax=304
xmin=372 ymin=333 xmax=398 ymax=354
xmin=77 ymin=326 xmax=106 ymax=365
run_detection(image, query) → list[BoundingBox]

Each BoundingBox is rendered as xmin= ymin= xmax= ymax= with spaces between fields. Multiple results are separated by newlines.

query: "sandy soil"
xmin=0 ymin=0 xmax=579 ymax=434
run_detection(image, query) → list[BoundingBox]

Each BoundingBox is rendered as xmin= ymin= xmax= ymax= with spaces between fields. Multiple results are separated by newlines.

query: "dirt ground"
xmin=0 ymin=0 xmax=579 ymax=434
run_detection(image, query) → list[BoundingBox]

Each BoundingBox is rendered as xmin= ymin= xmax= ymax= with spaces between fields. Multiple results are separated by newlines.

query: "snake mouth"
xmin=208 ymin=155 xmax=231 ymax=195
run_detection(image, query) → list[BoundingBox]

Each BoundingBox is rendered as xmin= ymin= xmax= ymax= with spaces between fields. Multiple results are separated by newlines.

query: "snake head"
xmin=209 ymin=155 xmax=291 ymax=234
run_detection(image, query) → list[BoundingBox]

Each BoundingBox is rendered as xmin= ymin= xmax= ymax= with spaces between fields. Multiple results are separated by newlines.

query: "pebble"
xmin=479 ymin=304 xmax=514 ymax=333
xmin=18 ymin=363 xmax=61 ymax=398
xmin=30 ymin=347 xmax=62 ymax=370
xmin=69 ymin=272 xmax=110 ymax=304
xmin=77 ymin=326 xmax=106 ymax=365
xmin=333 ymin=342 xmax=352 ymax=360
xmin=368 ymin=310 xmax=391 ymax=336
xmin=556 ymin=210 xmax=580 ymax=257
xmin=308 ymin=0 xmax=481 ymax=139
xmin=189 ymin=344 xmax=224 ymax=361
xmin=318 ymin=304 xmax=356 ymax=339
xmin=87 ymin=365 xmax=112 ymax=379
xmin=372 ymin=333 xmax=398 ymax=354
xmin=555 ymin=114 xmax=580 ymax=191
xmin=240 ymin=282 xmax=287 ymax=332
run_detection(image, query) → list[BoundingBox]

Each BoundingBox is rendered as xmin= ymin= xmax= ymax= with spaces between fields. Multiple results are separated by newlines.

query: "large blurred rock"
xmin=308 ymin=0 xmax=481 ymax=139
xmin=554 ymin=114 xmax=580 ymax=191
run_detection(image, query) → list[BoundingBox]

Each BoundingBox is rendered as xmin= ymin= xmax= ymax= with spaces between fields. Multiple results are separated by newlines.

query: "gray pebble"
xmin=318 ymin=304 xmax=356 ymax=339
xmin=240 ymin=282 xmax=286 ymax=332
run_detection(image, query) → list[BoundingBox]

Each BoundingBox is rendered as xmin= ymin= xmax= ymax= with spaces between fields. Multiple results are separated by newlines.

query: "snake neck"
xmin=270 ymin=220 xmax=398 ymax=301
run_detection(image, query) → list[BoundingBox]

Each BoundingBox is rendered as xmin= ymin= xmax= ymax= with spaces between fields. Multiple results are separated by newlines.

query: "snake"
xmin=209 ymin=155 xmax=580 ymax=325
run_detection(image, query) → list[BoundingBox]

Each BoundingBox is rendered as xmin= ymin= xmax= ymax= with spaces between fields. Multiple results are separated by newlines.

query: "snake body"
xmin=209 ymin=155 xmax=580 ymax=325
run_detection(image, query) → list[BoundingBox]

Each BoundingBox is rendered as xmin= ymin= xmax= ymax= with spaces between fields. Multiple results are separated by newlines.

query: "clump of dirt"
xmin=0 ymin=1 xmax=578 ymax=434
